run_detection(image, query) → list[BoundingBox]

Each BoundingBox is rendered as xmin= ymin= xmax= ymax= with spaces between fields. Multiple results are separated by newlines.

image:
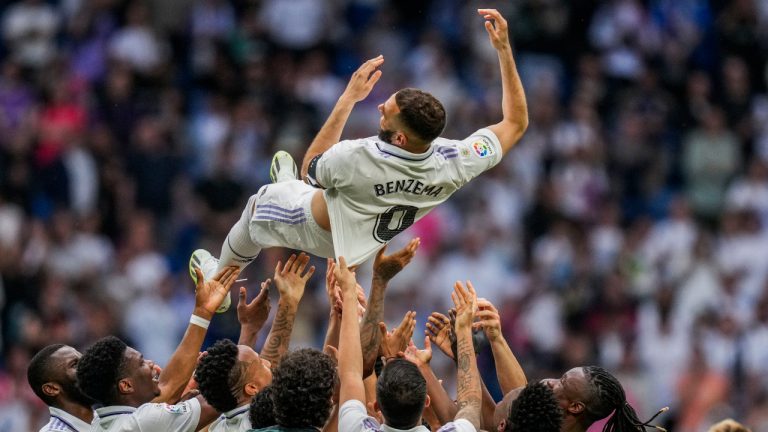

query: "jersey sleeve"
xmin=338 ymin=400 xmax=383 ymax=432
xmin=305 ymin=140 xmax=362 ymax=190
xmin=134 ymin=398 xmax=202 ymax=432
xmin=436 ymin=419 xmax=478 ymax=432
xmin=450 ymin=128 xmax=503 ymax=185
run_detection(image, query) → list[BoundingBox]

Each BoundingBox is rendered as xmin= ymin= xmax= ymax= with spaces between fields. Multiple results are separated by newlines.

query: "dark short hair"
xmin=376 ymin=359 xmax=427 ymax=429
xmin=27 ymin=344 xmax=66 ymax=405
xmin=76 ymin=336 xmax=127 ymax=405
xmin=195 ymin=339 xmax=240 ymax=413
xmin=505 ymin=382 xmax=562 ymax=432
xmin=249 ymin=385 xmax=276 ymax=428
xmin=270 ymin=348 xmax=337 ymax=428
xmin=395 ymin=88 xmax=446 ymax=144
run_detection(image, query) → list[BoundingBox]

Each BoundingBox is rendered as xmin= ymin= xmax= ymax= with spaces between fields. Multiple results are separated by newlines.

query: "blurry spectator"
xmin=108 ymin=1 xmax=166 ymax=75
xmin=2 ymin=0 xmax=60 ymax=69
xmin=683 ymin=106 xmax=741 ymax=220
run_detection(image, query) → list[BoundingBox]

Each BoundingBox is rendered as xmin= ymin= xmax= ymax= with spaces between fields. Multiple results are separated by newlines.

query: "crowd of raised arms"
xmin=27 ymin=238 xmax=693 ymax=432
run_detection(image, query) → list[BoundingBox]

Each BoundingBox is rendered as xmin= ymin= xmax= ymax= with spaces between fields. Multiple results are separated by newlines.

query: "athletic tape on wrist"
xmin=190 ymin=314 xmax=211 ymax=329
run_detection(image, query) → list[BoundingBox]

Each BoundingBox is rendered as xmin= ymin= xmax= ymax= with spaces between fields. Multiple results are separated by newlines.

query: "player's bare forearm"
xmin=301 ymin=97 xmax=356 ymax=178
xmin=490 ymin=337 xmax=526 ymax=393
xmin=418 ymin=362 xmax=458 ymax=424
xmin=480 ymin=9 xmax=528 ymax=155
xmin=360 ymin=277 xmax=386 ymax=376
xmin=260 ymin=300 xmax=298 ymax=367
xmin=324 ymin=313 xmax=341 ymax=352
xmin=154 ymin=321 xmax=208 ymax=404
xmin=455 ymin=325 xmax=482 ymax=429
xmin=238 ymin=325 xmax=259 ymax=348
xmin=480 ymin=379 xmax=498 ymax=430
xmin=337 ymin=257 xmax=367 ymax=404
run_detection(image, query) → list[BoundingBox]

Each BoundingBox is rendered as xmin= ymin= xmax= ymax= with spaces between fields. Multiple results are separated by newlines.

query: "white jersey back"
xmin=306 ymin=128 xmax=502 ymax=265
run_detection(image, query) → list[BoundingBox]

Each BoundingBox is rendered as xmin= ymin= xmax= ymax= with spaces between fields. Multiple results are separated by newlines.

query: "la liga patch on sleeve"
xmin=163 ymin=403 xmax=189 ymax=414
xmin=471 ymin=138 xmax=495 ymax=158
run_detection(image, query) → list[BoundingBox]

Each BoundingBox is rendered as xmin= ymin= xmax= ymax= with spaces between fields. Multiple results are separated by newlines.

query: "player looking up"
xmin=190 ymin=9 xmax=527 ymax=312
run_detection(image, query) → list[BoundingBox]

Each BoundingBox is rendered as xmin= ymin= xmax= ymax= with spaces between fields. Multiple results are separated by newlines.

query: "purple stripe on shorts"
xmin=254 ymin=215 xmax=307 ymax=225
xmin=255 ymin=204 xmax=303 ymax=215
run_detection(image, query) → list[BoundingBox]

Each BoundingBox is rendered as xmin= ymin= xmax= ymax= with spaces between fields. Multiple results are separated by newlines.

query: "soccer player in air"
xmin=190 ymin=9 xmax=527 ymax=311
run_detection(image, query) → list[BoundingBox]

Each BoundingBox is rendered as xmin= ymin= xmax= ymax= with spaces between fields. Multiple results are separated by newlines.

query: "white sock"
xmin=216 ymin=196 xmax=261 ymax=274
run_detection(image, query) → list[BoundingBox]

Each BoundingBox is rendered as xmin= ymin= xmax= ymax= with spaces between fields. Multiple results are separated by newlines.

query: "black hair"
xmin=27 ymin=344 xmax=66 ymax=405
xmin=195 ymin=339 xmax=241 ymax=413
xmin=376 ymin=359 xmax=427 ymax=429
xmin=76 ymin=336 xmax=127 ymax=405
xmin=271 ymin=348 xmax=337 ymax=428
xmin=249 ymin=385 xmax=276 ymax=429
xmin=583 ymin=366 xmax=667 ymax=432
xmin=504 ymin=382 xmax=562 ymax=432
xmin=395 ymin=88 xmax=446 ymax=144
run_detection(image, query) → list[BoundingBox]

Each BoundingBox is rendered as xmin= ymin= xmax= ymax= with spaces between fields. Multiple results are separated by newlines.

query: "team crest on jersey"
xmin=472 ymin=139 xmax=494 ymax=158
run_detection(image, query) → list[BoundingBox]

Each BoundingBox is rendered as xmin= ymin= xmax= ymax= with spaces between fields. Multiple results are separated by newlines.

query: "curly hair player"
xmin=188 ymin=8 xmax=528 ymax=311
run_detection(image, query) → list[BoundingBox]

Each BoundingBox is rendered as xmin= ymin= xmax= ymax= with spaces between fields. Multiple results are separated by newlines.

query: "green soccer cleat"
xmin=270 ymin=150 xmax=298 ymax=183
xmin=189 ymin=249 xmax=231 ymax=313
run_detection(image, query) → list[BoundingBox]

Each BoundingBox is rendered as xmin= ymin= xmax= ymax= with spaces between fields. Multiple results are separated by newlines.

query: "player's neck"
xmin=395 ymin=141 xmax=430 ymax=154
xmin=54 ymin=399 xmax=94 ymax=423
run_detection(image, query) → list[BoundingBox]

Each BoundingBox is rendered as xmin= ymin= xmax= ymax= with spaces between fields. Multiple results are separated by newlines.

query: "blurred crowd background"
xmin=0 ymin=0 xmax=767 ymax=430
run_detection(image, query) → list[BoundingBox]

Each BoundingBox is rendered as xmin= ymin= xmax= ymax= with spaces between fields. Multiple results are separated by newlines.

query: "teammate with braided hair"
xmin=499 ymin=382 xmax=562 ymax=432
xmin=194 ymin=339 xmax=272 ymax=431
xmin=540 ymin=366 xmax=667 ymax=432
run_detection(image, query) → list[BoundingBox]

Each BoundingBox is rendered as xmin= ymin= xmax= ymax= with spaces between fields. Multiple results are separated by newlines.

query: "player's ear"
xmin=118 ymin=377 xmax=133 ymax=395
xmin=42 ymin=382 xmax=61 ymax=398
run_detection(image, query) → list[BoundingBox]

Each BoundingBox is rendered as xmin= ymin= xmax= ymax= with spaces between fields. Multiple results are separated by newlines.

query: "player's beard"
xmin=63 ymin=379 xmax=96 ymax=407
xmin=378 ymin=128 xmax=396 ymax=145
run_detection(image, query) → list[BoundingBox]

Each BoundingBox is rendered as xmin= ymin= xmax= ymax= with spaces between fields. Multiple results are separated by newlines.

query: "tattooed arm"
xmin=260 ymin=253 xmax=315 ymax=367
xmin=360 ymin=239 xmax=419 ymax=376
xmin=452 ymin=281 xmax=482 ymax=430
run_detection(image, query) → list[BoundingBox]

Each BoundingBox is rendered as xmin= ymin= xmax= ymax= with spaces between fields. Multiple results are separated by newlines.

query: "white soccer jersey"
xmin=208 ymin=404 xmax=251 ymax=432
xmin=93 ymin=399 xmax=201 ymax=432
xmin=306 ymin=128 xmax=502 ymax=265
xmin=40 ymin=407 xmax=92 ymax=432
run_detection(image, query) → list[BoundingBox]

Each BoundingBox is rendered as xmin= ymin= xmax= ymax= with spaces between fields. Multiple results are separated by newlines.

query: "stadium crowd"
xmin=1 ymin=0 xmax=768 ymax=430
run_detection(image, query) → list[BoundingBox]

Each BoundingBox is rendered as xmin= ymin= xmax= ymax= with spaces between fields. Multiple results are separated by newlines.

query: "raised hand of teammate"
xmin=193 ymin=265 xmax=240 ymax=318
xmin=478 ymin=8 xmax=510 ymax=51
xmin=452 ymin=281 xmax=478 ymax=331
xmin=273 ymin=252 xmax=315 ymax=305
xmin=426 ymin=311 xmax=456 ymax=360
xmin=237 ymin=279 xmax=271 ymax=347
xmin=340 ymin=55 xmax=384 ymax=103
xmin=472 ymin=298 xmax=502 ymax=342
xmin=378 ymin=310 xmax=416 ymax=359
xmin=373 ymin=237 xmax=420 ymax=282
xmin=401 ymin=337 xmax=432 ymax=367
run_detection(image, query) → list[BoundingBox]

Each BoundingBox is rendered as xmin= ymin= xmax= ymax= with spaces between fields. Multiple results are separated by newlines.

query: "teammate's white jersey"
xmin=92 ymin=399 xmax=201 ymax=432
xmin=306 ymin=128 xmax=502 ymax=265
xmin=39 ymin=407 xmax=92 ymax=432
xmin=207 ymin=405 xmax=251 ymax=432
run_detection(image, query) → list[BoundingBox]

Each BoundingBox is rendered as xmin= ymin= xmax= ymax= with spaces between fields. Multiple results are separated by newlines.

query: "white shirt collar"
xmin=48 ymin=407 xmax=93 ymax=432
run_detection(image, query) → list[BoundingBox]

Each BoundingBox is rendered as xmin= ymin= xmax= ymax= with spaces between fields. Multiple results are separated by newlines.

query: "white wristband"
xmin=190 ymin=314 xmax=210 ymax=329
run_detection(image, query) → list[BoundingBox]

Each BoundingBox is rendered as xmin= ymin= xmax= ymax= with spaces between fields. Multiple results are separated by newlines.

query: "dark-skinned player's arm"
xmin=479 ymin=9 xmax=528 ymax=156
xmin=301 ymin=56 xmax=384 ymax=180
xmin=152 ymin=266 xmax=240 ymax=404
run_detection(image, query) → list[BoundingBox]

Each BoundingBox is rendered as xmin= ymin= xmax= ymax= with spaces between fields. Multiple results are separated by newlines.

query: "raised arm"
xmin=301 ymin=56 xmax=384 ymax=178
xmin=237 ymin=280 xmax=271 ymax=347
xmin=474 ymin=299 xmax=526 ymax=393
xmin=260 ymin=253 xmax=315 ymax=367
xmin=336 ymin=256 xmax=367 ymax=405
xmin=153 ymin=266 xmax=240 ymax=403
xmin=478 ymin=8 xmax=528 ymax=155
xmin=452 ymin=281 xmax=482 ymax=430
xmin=360 ymin=239 xmax=419 ymax=376
xmin=402 ymin=337 xmax=458 ymax=424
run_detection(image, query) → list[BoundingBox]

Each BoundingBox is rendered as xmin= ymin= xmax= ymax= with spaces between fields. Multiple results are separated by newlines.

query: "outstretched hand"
xmin=478 ymin=9 xmax=510 ymax=51
xmin=426 ymin=311 xmax=455 ymax=360
xmin=274 ymin=253 xmax=315 ymax=305
xmin=373 ymin=238 xmax=420 ymax=282
xmin=341 ymin=55 xmax=384 ymax=103
xmin=237 ymin=280 xmax=271 ymax=330
xmin=452 ymin=280 xmax=478 ymax=330
xmin=194 ymin=266 xmax=240 ymax=318
xmin=379 ymin=311 xmax=416 ymax=358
